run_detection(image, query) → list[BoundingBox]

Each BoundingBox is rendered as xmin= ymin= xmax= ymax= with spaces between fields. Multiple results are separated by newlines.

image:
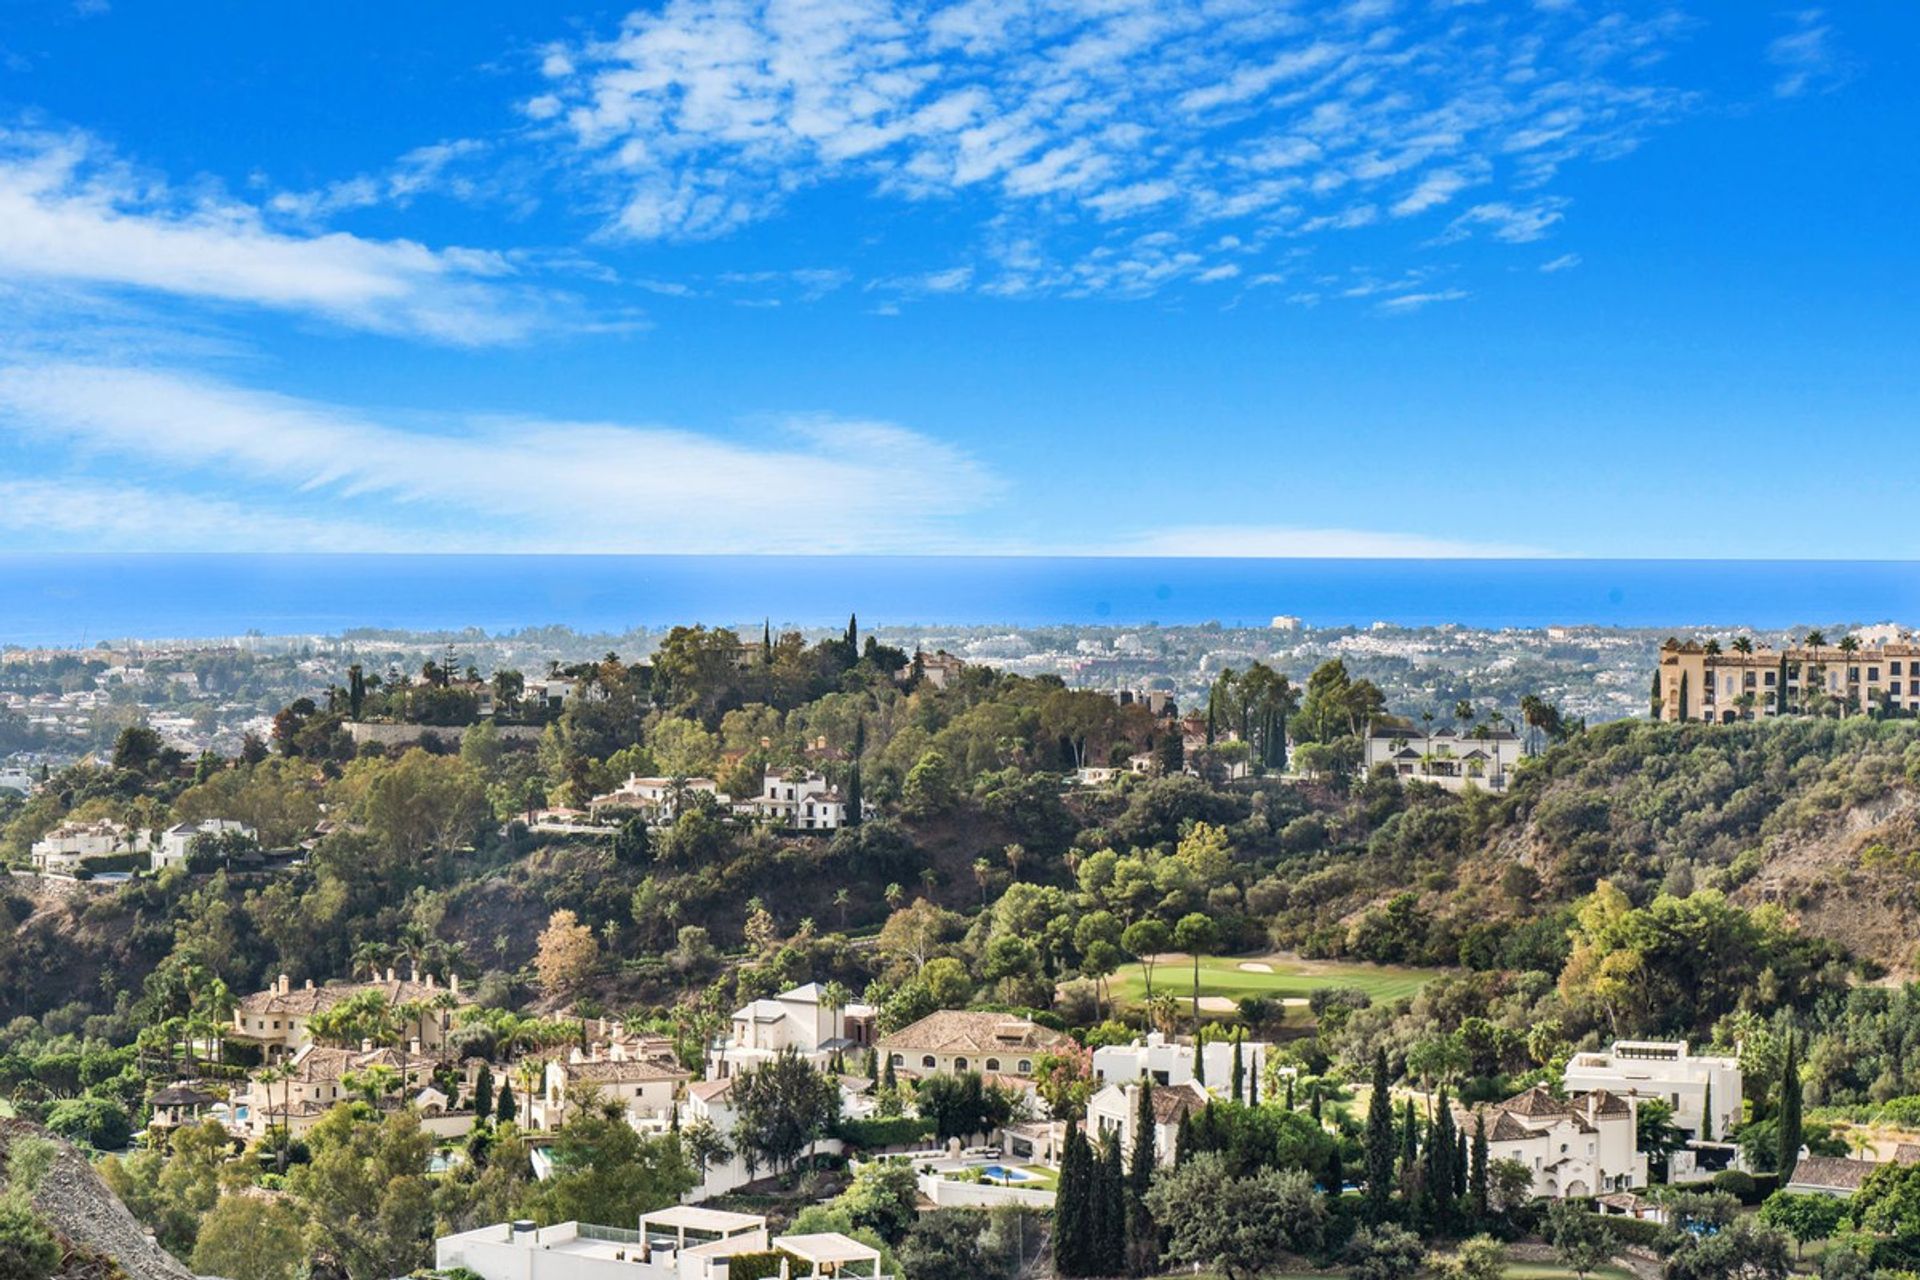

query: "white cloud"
xmin=0 ymin=128 xmax=546 ymax=344
xmin=1104 ymin=523 xmax=1544 ymax=558
xmin=531 ymin=0 xmax=1693 ymax=297
xmin=1768 ymin=9 xmax=1846 ymax=99
xmin=1442 ymin=199 xmax=1566 ymax=243
xmin=1376 ymin=287 xmax=1469 ymax=313
xmin=1539 ymin=251 xmax=1581 ymax=272
xmin=0 ymin=361 xmax=1002 ymax=553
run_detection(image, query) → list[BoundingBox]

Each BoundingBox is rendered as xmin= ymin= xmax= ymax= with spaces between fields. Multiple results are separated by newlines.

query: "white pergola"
xmin=774 ymin=1232 xmax=885 ymax=1278
xmin=638 ymin=1205 xmax=767 ymax=1256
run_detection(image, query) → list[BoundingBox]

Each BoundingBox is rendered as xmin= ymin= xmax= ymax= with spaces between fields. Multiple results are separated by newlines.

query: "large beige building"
xmin=1656 ymin=637 xmax=1920 ymax=723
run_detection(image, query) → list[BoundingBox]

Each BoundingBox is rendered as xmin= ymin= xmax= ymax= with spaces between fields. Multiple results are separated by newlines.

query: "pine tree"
xmin=1778 ymin=1034 xmax=1804 ymax=1185
xmin=1055 ymin=1124 xmax=1090 ymax=1276
xmin=1230 ymin=1036 xmax=1245 ymax=1103
xmin=1470 ymin=1111 xmax=1489 ymax=1221
xmin=1366 ymin=1049 xmax=1396 ymax=1222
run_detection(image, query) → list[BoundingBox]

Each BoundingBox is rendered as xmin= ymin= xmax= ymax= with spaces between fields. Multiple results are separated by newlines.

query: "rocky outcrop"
xmin=0 ymin=1119 xmax=197 ymax=1280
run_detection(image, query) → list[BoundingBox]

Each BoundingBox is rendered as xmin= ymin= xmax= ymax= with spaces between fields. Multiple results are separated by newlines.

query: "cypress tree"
xmin=1399 ymin=1097 xmax=1419 ymax=1186
xmin=1429 ymin=1090 xmax=1457 ymax=1218
xmin=1192 ymin=1036 xmax=1205 ymax=1086
xmin=845 ymin=612 xmax=859 ymax=654
xmin=1470 ymin=1111 xmax=1489 ymax=1221
xmin=762 ymin=619 xmax=772 ymax=663
xmin=1126 ymin=1080 xmax=1159 ymax=1276
xmin=1679 ymin=671 xmax=1690 ymax=721
xmin=1310 ymin=1087 xmax=1322 ymax=1122
xmin=1365 ymin=1049 xmax=1396 ymax=1222
xmin=1247 ymin=1060 xmax=1258 ymax=1108
xmin=883 ymin=1054 xmax=897 ymax=1091
xmin=1701 ymin=1079 xmax=1714 ymax=1142
xmin=473 ymin=1062 xmax=494 ymax=1120
xmin=1326 ymin=1142 xmax=1344 ymax=1197
xmin=1777 ymin=653 xmax=1790 ymax=716
xmin=1778 ymin=1034 xmax=1804 ymax=1185
xmin=1285 ymin=1074 xmax=1295 ymax=1111
xmin=495 ymin=1080 xmax=515 ymax=1125
xmin=1650 ymin=669 xmax=1663 ymax=719
xmin=867 ymin=1047 xmax=879 ymax=1084
xmin=1055 ymin=1124 xmax=1090 ymax=1276
xmin=844 ymin=763 xmax=863 ymax=829
xmin=1230 ymin=1036 xmax=1245 ymax=1103
xmin=1173 ymin=1110 xmax=1194 ymax=1166
xmin=1099 ymin=1130 xmax=1127 ymax=1275
xmin=1454 ymin=1131 xmax=1468 ymax=1199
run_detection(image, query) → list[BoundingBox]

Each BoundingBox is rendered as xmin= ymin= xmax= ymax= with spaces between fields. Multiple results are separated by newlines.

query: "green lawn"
xmin=1173 ymin=1267 xmax=1634 ymax=1280
xmin=1111 ymin=952 xmax=1440 ymax=1011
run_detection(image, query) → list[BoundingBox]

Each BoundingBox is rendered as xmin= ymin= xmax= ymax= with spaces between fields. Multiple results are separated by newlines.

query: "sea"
xmin=0 ymin=554 xmax=1917 ymax=646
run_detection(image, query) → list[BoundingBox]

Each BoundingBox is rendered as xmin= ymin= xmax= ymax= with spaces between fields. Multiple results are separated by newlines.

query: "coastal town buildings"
xmin=1563 ymin=1040 xmax=1744 ymax=1143
xmin=153 ymin=818 xmax=256 ymax=871
xmin=708 ymin=982 xmax=875 ymax=1078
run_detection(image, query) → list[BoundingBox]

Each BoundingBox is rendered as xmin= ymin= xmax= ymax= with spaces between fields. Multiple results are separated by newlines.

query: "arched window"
xmin=922 ymin=1055 xmax=936 ymax=1069
xmin=890 ymin=1054 xmax=904 ymax=1068
xmin=954 ymin=1057 xmax=969 ymax=1071
xmin=1017 ymin=1060 xmax=1032 ymax=1074
xmin=985 ymin=1058 xmax=1001 ymax=1072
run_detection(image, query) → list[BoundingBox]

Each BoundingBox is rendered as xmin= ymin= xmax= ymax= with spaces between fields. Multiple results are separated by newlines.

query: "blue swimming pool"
xmin=979 ymin=1164 xmax=1037 ymax=1183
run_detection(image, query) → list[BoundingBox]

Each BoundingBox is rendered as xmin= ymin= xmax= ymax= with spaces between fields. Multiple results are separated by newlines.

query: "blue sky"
xmin=0 ymin=0 xmax=1912 ymax=557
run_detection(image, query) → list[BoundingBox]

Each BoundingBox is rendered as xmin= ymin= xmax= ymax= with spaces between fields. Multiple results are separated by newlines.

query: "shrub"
xmin=1712 ymin=1168 xmax=1758 ymax=1201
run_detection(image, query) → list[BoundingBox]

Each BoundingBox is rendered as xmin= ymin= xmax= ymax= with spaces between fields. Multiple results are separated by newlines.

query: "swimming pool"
xmin=978 ymin=1164 xmax=1038 ymax=1183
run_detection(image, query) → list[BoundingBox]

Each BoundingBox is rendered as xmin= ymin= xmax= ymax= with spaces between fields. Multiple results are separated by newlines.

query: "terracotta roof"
xmin=876 ymin=1011 xmax=1072 ymax=1058
xmin=149 ymin=1084 xmax=219 ymax=1107
xmin=1892 ymin=1143 xmax=1920 ymax=1165
xmin=1487 ymin=1111 xmax=1540 ymax=1143
xmin=1789 ymin=1157 xmax=1880 ymax=1192
xmin=234 ymin=975 xmax=470 ymax=1018
xmin=1581 ymin=1088 xmax=1634 ymax=1117
xmin=1498 ymin=1085 xmax=1570 ymax=1118
xmin=1149 ymin=1082 xmax=1210 ymax=1125
xmin=687 ymin=1078 xmax=735 ymax=1103
xmin=560 ymin=1058 xmax=688 ymax=1085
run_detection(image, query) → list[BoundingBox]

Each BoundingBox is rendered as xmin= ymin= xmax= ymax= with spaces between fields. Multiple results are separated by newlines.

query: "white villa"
xmin=1087 ymin=1080 xmax=1210 ymax=1170
xmin=30 ymin=819 xmax=149 ymax=874
xmin=235 ymin=1041 xmax=464 ymax=1140
xmin=709 ymin=983 xmax=875 ymax=1077
xmin=1366 ymin=725 xmax=1524 ymax=793
xmin=535 ymin=1048 xmax=689 ymax=1134
xmin=590 ymin=776 xmax=728 ymax=825
xmin=1465 ymin=1085 xmax=1644 ymax=1199
xmin=734 ymin=770 xmax=863 ymax=831
xmin=436 ymin=1208 xmax=886 ymax=1280
xmin=1563 ymin=1040 xmax=1744 ymax=1143
xmin=153 ymin=818 xmax=256 ymax=871
xmin=1091 ymin=1032 xmax=1273 ymax=1099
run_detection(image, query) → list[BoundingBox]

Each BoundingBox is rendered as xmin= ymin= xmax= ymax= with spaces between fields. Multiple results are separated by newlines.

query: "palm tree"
xmin=833 ymin=887 xmax=851 ymax=929
xmin=257 ymin=1061 xmax=296 ymax=1173
xmin=516 ymin=1058 xmax=545 ymax=1129
xmin=1453 ymin=700 xmax=1474 ymax=729
xmin=972 ymin=857 xmax=992 ymax=907
xmin=1732 ymin=636 xmax=1754 ymax=655
xmin=1003 ymin=843 xmax=1026 ymax=882
xmin=883 ymin=882 xmax=904 ymax=912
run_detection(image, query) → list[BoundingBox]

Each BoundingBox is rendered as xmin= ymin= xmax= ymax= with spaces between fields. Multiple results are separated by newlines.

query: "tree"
xmin=1346 ymin=1223 xmax=1426 ymax=1280
xmin=535 ymin=908 xmax=600 ymax=997
xmin=1757 ymin=1190 xmax=1845 ymax=1258
xmin=1635 ymin=1097 xmax=1688 ymax=1180
xmin=472 ymin=1061 xmax=494 ymax=1118
xmin=1365 ymin=1048 xmax=1396 ymax=1222
xmin=1662 ymin=1217 xmax=1789 ymax=1280
xmin=191 ymin=1195 xmax=307 ymax=1280
xmin=1849 ymin=1161 xmax=1920 ymax=1247
xmin=495 ymin=1079 xmax=516 ymax=1125
xmin=731 ymin=1048 xmax=838 ymax=1175
xmin=1469 ymin=1112 xmax=1489 ymax=1222
xmin=1122 ymin=919 xmax=1170 ymax=1003
xmin=1092 ymin=1130 xmax=1127 ymax=1277
xmin=533 ymin=1096 xmax=697 ymax=1227
xmin=0 ymin=1203 xmax=58 ymax=1280
xmin=1054 ymin=1124 xmax=1093 ymax=1277
xmin=287 ymin=1107 xmax=436 ymax=1280
xmin=917 ymin=1072 xmax=1014 ymax=1144
xmin=1446 ymin=1235 xmax=1506 ymax=1280
xmin=1776 ymin=1034 xmax=1803 ymax=1186
xmin=1544 ymin=1201 xmax=1612 ymax=1279
xmin=1173 ymin=912 xmax=1218 ymax=1031
xmin=1126 ymin=1079 xmax=1159 ymax=1276
xmin=838 ymin=1159 xmax=920 ymax=1245
xmin=1144 ymin=1153 xmax=1326 ymax=1280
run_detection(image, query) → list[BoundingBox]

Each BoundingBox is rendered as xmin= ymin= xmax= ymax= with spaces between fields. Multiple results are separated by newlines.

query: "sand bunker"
xmin=1237 ymin=962 xmax=1275 ymax=973
xmin=1197 ymin=996 xmax=1238 ymax=1013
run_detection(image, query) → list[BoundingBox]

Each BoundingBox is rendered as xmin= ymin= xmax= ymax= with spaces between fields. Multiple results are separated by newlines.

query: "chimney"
xmin=304 ymin=978 xmax=315 ymax=989
xmin=361 ymin=1038 xmax=373 ymax=1052
xmin=449 ymin=973 xmax=460 ymax=995
xmin=410 ymin=1038 xmax=422 ymax=1055
xmin=425 ymin=972 xmax=437 ymax=990
xmin=277 ymin=973 xmax=290 ymax=995
xmin=385 ymin=967 xmax=395 ymax=983
xmin=410 ymin=962 xmax=420 ymax=983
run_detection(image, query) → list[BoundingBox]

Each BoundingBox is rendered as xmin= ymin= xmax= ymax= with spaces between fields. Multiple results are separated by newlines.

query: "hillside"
xmin=0 ymin=1119 xmax=197 ymax=1280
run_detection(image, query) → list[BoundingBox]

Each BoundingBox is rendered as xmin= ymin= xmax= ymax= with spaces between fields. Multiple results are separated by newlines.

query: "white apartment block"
xmin=1091 ymin=1033 xmax=1272 ymax=1099
xmin=1366 ymin=726 xmax=1524 ymax=793
xmin=1563 ymin=1039 xmax=1744 ymax=1143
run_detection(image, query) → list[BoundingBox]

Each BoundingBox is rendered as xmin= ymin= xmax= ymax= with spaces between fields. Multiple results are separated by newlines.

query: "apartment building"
xmin=1656 ymin=636 xmax=1920 ymax=723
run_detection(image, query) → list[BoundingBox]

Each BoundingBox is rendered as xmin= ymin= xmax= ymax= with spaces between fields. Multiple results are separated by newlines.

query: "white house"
xmin=1091 ymin=1033 xmax=1272 ymax=1099
xmin=535 ymin=1049 xmax=689 ymax=1134
xmin=435 ymin=1210 xmax=887 ymax=1280
xmin=877 ymin=1011 xmax=1072 ymax=1079
xmin=29 ymin=819 xmax=149 ymax=874
xmin=1087 ymin=1080 xmax=1210 ymax=1169
xmin=0 ymin=768 xmax=35 ymax=795
xmin=1563 ymin=1040 xmax=1744 ymax=1143
xmin=1365 ymin=725 xmax=1525 ymax=793
xmin=590 ymin=775 xmax=728 ymax=825
xmin=709 ymin=982 xmax=875 ymax=1077
xmin=154 ymin=818 xmax=256 ymax=871
xmin=522 ymin=676 xmax=578 ymax=713
xmin=1465 ymin=1085 xmax=1644 ymax=1199
xmin=734 ymin=771 xmax=864 ymax=831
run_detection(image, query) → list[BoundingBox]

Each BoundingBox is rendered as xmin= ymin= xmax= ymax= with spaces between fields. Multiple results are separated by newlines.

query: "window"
xmin=1895 ymin=661 xmax=1905 ymax=676
xmin=890 ymin=1054 xmax=903 ymax=1068
xmin=986 ymin=1058 xmax=1001 ymax=1072
xmin=954 ymin=1057 xmax=969 ymax=1071
xmin=922 ymin=1055 xmax=936 ymax=1069
xmin=1018 ymin=1060 xmax=1033 ymax=1074
xmin=1869 ymin=667 xmax=1881 ymax=682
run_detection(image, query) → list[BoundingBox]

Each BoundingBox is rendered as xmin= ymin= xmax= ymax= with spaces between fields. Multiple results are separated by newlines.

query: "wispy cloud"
xmin=1768 ymin=9 xmax=1847 ymax=99
xmin=530 ymin=0 xmax=1693 ymax=298
xmin=1103 ymin=523 xmax=1545 ymax=558
xmin=0 ymin=361 xmax=1002 ymax=553
xmin=0 ymin=126 xmax=552 ymax=344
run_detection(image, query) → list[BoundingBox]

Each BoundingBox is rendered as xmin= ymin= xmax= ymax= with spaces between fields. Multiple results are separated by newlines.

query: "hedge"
xmin=834 ymin=1116 xmax=935 ymax=1150
xmin=726 ymin=1249 xmax=801 ymax=1280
